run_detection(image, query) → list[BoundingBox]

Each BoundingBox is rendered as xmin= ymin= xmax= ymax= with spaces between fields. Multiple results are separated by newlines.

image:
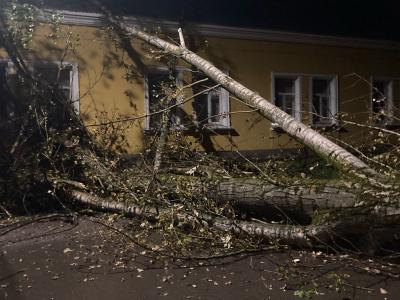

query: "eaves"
xmin=38 ymin=9 xmax=400 ymax=51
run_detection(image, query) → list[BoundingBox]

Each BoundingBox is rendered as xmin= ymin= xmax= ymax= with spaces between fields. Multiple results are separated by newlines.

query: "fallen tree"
xmin=1 ymin=1 xmax=400 ymax=256
xmin=67 ymin=187 xmax=333 ymax=248
xmin=64 ymin=182 xmax=400 ymax=253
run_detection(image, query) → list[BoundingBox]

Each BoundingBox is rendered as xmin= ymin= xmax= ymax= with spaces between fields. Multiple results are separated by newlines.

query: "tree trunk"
xmin=67 ymin=188 xmax=330 ymax=247
xmin=153 ymin=111 xmax=169 ymax=173
xmin=217 ymin=179 xmax=358 ymax=223
xmin=153 ymin=171 xmax=399 ymax=223
xmin=111 ymin=18 xmax=377 ymax=177
xmin=66 ymin=187 xmax=400 ymax=252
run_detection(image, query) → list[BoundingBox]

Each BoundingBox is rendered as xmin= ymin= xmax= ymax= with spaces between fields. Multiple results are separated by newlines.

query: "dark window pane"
xmin=59 ymin=68 xmax=71 ymax=87
xmin=372 ymin=80 xmax=386 ymax=114
xmin=275 ymin=77 xmax=295 ymax=116
xmin=0 ymin=65 xmax=17 ymax=119
xmin=321 ymin=98 xmax=329 ymax=118
xmin=283 ymin=94 xmax=294 ymax=115
xmin=193 ymin=93 xmax=208 ymax=123
xmin=275 ymin=78 xmax=294 ymax=94
xmin=0 ymin=65 xmax=6 ymax=79
xmin=147 ymin=71 xmax=180 ymax=129
xmin=371 ymin=79 xmax=391 ymax=124
xmin=148 ymin=73 xmax=170 ymax=101
xmin=148 ymin=72 xmax=171 ymax=129
xmin=193 ymin=74 xmax=223 ymax=126
xmin=34 ymin=63 xmax=72 ymax=98
xmin=209 ymin=91 xmax=220 ymax=123
xmin=61 ymin=88 xmax=71 ymax=100
xmin=312 ymin=78 xmax=331 ymax=124
xmin=35 ymin=64 xmax=58 ymax=82
xmin=313 ymin=79 xmax=330 ymax=95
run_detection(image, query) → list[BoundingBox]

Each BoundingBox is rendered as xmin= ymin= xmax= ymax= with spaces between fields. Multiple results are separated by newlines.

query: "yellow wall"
xmin=2 ymin=23 xmax=400 ymax=154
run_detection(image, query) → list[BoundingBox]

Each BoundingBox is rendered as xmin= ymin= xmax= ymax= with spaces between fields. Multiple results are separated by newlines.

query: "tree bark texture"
xmin=153 ymin=111 xmax=169 ymax=173
xmin=217 ymin=179 xmax=358 ymax=223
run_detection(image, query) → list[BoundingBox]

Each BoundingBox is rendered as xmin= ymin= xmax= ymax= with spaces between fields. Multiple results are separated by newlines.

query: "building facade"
xmin=1 ymin=10 xmax=400 ymax=156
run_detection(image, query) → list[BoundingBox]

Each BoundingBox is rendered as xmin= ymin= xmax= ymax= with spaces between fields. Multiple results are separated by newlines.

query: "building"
xmin=1 ymin=2 xmax=400 ymax=157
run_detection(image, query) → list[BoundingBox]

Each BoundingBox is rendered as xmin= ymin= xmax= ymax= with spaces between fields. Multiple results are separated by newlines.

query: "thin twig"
xmin=87 ymin=82 xmax=219 ymax=127
xmin=0 ymin=214 xmax=73 ymax=237
xmin=0 ymin=204 xmax=12 ymax=218
xmin=342 ymin=281 xmax=374 ymax=292
xmin=88 ymin=216 xmax=276 ymax=261
xmin=341 ymin=119 xmax=400 ymax=138
xmin=0 ymin=270 xmax=25 ymax=282
xmin=178 ymin=28 xmax=186 ymax=48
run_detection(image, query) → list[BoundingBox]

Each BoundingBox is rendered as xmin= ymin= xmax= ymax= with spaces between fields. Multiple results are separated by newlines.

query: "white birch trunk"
xmin=67 ymin=187 xmax=400 ymax=250
xmin=68 ymin=188 xmax=329 ymax=247
xmin=217 ymin=179 xmax=358 ymax=220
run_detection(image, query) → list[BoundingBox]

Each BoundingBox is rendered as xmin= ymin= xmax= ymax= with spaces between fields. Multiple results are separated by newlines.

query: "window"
xmin=144 ymin=67 xmax=183 ymax=130
xmin=0 ymin=60 xmax=79 ymax=113
xmin=273 ymin=75 xmax=301 ymax=120
xmin=371 ymin=78 xmax=393 ymax=124
xmin=193 ymin=75 xmax=230 ymax=129
xmin=0 ymin=61 xmax=18 ymax=118
xmin=311 ymin=76 xmax=338 ymax=125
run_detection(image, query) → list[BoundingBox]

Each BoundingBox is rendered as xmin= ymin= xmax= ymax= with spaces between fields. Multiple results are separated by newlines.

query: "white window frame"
xmin=144 ymin=66 xmax=184 ymax=130
xmin=204 ymin=82 xmax=230 ymax=129
xmin=370 ymin=76 xmax=394 ymax=124
xmin=309 ymin=75 xmax=338 ymax=126
xmin=0 ymin=59 xmax=80 ymax=114
xmin=271 ymin=73 xmax=302 ymax=121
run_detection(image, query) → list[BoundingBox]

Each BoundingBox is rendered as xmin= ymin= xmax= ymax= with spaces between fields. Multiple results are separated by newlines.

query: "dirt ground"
xmin=1 ymin=215 xmax=399 ymax=300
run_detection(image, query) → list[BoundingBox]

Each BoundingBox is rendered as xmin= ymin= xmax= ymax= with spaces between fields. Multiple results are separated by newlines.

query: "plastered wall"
xmin=2 ymin=23 xmax=400 ymax=154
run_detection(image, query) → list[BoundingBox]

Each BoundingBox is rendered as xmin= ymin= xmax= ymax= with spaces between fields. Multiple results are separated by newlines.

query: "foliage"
xmin=2 ymin=0 xmax=38 ymax=49
xmin=0 ymin=0 xmax=86 ymax=212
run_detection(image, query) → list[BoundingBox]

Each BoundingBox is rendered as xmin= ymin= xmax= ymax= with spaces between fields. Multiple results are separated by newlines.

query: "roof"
xmin=36 ymin=0 xmax=400 ymax=42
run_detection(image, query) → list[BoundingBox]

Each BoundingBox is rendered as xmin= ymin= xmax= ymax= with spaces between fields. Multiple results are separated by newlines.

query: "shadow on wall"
xmin=105 ymin=18 xmax=240 ymax=154
xmin=34 ymin=17 xmax=241 ymax=154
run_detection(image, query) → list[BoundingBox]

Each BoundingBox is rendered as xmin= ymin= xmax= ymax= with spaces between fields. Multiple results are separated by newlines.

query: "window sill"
xmin=144 ymin=125 xmax=238 ymax=136
xmin=189 ymin=126 xmax=238 ymax=136
xmin=271 ymin=123 xmax=348 ymax=134
xmin=144 ymin=126 xmax=184 ymax=134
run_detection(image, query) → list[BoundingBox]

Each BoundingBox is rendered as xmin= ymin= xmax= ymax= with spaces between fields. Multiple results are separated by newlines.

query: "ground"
xmin=1 ymin=214 xmax=399 ymax=300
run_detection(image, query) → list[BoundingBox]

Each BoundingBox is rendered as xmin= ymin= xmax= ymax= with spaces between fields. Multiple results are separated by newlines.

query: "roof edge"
xmin=39 ymin=9 xmax=400 ymax=51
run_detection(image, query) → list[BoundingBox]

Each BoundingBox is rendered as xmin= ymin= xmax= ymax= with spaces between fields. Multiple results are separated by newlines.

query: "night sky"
xmin=38 ymin=0 xmax=400 ymax=41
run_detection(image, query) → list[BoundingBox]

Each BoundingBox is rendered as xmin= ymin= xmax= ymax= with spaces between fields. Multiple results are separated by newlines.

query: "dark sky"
xmin=39 ymin=0 xmax=400 ymax=41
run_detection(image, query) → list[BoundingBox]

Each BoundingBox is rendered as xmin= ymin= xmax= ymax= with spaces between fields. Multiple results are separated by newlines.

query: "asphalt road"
xmin=1 ymin=215 xmax=399 ymax=300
